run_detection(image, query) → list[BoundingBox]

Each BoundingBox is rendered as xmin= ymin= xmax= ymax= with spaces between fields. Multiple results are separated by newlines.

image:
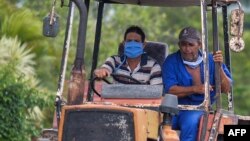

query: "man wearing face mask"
xmin=94 ymin=25 xmax=162 ymax=85
xmin=162 ymin=27 xmax=232 ymax=141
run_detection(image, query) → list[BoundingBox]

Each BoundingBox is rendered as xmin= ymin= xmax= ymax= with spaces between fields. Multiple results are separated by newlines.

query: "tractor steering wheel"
xmin=111 ymin=73 xmax=144 ymax=85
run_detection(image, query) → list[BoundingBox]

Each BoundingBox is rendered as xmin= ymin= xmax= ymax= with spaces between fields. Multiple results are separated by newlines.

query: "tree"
xmin=0 ymin=0 xmax=67 ymax=90
xmin=0 ymin=36 xmax=36 ymax=80
xmin=0 ymin=36 xmax=54 ymax=141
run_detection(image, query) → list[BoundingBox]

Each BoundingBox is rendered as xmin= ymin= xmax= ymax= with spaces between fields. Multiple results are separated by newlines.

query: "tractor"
xmin=40 ymin=0 xmax=250 ymax=141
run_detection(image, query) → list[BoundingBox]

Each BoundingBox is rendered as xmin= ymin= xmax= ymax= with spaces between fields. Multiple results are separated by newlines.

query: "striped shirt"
xmin=101 ymin=54 xmax=162 ymax=85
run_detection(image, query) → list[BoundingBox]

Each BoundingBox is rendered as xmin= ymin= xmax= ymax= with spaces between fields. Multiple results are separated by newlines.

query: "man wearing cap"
xmin=162 ymin=27 xmax=232 ymax=141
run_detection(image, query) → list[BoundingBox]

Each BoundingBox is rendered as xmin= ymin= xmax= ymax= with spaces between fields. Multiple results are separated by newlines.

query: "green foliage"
xmin=0 ymin=36 xmax=36 ymax=78
xmin=0 ymin=35 xmax=54 ymax=140
xmin=230 ymin=28 xmax=250 ymax=116
xmin=0 ymin=9 xmax=42 ymax=42
xmin=0 ymin=0 xmax=16 ymax=23
xmin=0 ymin=0 xmax=62 ymax=90
xmin=0 ymin=63 xmax=54 ymax=141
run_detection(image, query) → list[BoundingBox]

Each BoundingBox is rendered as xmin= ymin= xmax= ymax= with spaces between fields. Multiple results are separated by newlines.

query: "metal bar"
xmin=212 ymin=0 xmax=222 ymax=110
xmin=56 ymin=1 xmax=75 ymax=101
xmin=178 ymin=104 xmax=205 ymax=111
xmin=200 ymin=0 xmax=210 ymax=140
xmin=222 ymin=5 xmax=234 ymax=112
xmin=72 ymin=0 xmax=88 ymax=68
xmin=87 ymin=1 xmax=105 ymax=101
xmin=208 ymin=110 xmax=222 ymax=141
xmin=222 ymin=6 xmax=231 ymax=71
xmin=55 ymin=1 xmax=75 ymax=127
xmin=85 ymin=0 xmax=90 ymax=12
xmin=201 ymin=0 xmax=210 ymax=112
xmin=49 ymin=0 xmax=57 ymax=25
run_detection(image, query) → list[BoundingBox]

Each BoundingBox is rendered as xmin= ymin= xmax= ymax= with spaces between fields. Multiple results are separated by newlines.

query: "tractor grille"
xmin=62 ymin=109 xmax=135 ymax=141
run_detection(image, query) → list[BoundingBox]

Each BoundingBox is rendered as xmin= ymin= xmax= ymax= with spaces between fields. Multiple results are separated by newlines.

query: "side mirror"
xmin=229 ymin=1 xmax=245 ymax=52
xmin=43 ymin=13 xmax=59 ymax=37
xmin=158 ymin=94 xmax=179 ymax=141
xmin=43 ymin=1 xmax=59 ymax=37
xmin=160 ymin=94 xmax=179 ymax=117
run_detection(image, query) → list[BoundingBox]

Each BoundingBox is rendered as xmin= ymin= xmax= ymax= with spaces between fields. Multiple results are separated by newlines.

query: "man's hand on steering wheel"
xmin=94 ymin=68 xmax=143 ymax=84
xmin=94 ymin=67 xmax=110 ymax=79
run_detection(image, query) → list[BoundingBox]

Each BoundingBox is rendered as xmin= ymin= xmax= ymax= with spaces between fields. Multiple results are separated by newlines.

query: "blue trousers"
xmin=172 ymin=110 xmax=204 ymax=141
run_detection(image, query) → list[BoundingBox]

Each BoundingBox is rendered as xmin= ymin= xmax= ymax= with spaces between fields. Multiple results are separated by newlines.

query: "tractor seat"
xmin=100 ymin=41 xmax=168 ymax=106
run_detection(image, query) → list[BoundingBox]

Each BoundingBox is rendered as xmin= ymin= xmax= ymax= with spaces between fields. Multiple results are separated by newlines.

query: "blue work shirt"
xmin=162 ymin=50 xmax=232 ymax=105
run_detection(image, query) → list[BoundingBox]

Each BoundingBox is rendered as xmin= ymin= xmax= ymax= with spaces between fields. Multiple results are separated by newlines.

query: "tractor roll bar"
xmin=222 ymin=5 xmax=234 ymax=112
xmin=87 ymin=1 xmax=105 ymax=101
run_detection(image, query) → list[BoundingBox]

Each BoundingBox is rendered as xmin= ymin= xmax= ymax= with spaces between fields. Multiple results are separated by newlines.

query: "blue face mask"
xmin=124 ymin=41 xmax=143 ymax=58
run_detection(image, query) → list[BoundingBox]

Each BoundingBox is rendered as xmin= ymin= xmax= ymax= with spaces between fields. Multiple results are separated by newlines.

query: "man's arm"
xmin=149 ymin=62 xmax=162 ymax=85
xmin=168 ymin=85 xmax=213 ymax=98
xmin=94 ymin=56 xmax=114 ymax=78
xmin=220 ymin=66 xmax=232 ymax=93
xmin=213 ymin=50 xmax=232 ymax=93
xmin=94 ymin=67 xmax=110 ymax=78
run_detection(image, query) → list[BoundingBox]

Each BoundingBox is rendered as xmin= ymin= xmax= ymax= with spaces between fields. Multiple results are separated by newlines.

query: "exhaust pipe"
xmin=67 ymin=0 xmax=88 ymax=105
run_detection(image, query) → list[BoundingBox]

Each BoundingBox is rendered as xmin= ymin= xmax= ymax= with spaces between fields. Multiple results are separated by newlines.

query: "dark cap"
xmin=179 ymin=27 xmax=201 ymax=43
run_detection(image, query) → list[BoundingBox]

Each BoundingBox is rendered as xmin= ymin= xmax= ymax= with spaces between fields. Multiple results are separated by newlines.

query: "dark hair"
xmin=123 ymin=25 xmax=146 ymax=42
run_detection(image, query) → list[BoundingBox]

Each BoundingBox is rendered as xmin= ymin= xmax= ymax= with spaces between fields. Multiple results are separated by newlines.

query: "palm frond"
xmin=0 ymin=36 xmax=36 ymax=79
xmin=1 ymin=9 xmax=43 ymax=42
